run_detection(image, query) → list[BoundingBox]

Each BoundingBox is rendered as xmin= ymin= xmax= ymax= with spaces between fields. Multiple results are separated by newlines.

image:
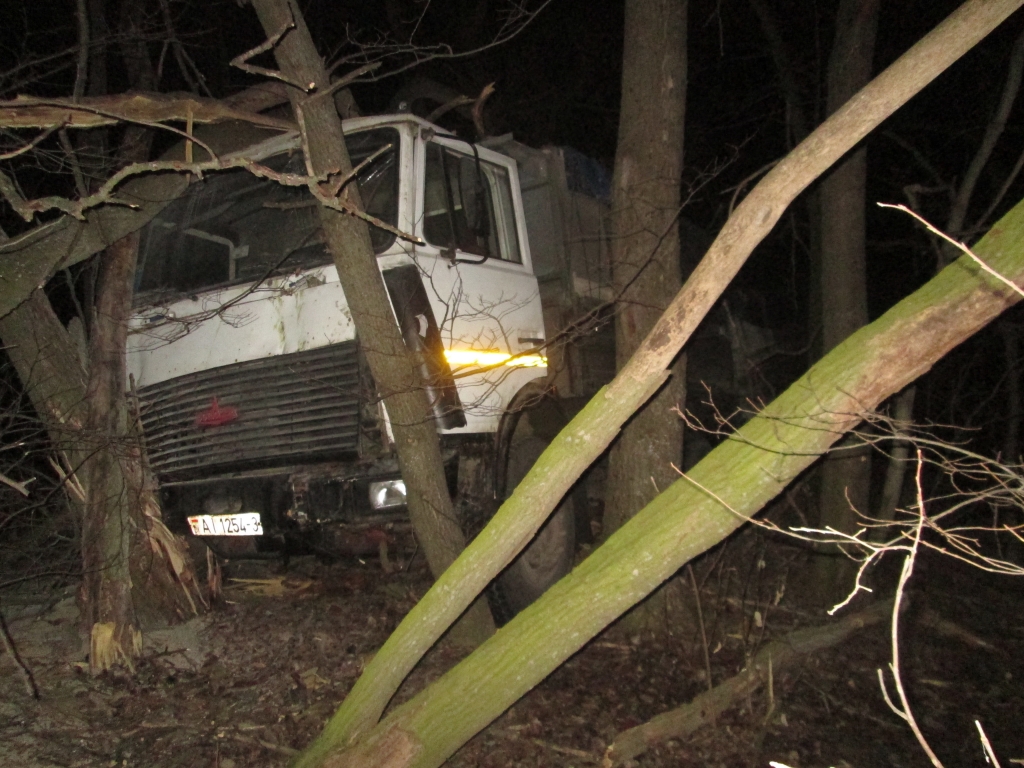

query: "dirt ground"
xmin=1 ymin=538 xmax=1022 ymax=768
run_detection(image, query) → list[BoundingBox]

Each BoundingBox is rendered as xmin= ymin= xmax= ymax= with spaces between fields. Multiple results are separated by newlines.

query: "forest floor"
xmin=1 ymin=533 xmax=1022 ymax=768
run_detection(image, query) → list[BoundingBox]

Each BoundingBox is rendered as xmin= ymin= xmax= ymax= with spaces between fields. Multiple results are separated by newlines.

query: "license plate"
xmin=188 ymin=512 xmax=263 ymax=536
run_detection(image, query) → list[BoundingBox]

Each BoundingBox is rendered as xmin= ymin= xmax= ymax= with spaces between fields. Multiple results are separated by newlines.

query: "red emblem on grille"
xmin=195 ymin=397 xmax=238 ymax=427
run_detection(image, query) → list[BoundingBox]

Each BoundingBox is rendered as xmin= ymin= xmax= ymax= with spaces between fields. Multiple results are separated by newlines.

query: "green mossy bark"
xmin=306 ymin=200 xmax=1024 ymax=768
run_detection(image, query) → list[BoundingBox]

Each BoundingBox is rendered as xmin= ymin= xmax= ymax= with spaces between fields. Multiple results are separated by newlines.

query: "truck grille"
xmin=138 ymin=343 xmax=362 ymax=480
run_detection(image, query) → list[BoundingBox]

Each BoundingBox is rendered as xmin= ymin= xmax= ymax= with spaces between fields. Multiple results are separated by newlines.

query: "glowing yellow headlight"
xmin=444 ymin=349 xmax=547 ymax=368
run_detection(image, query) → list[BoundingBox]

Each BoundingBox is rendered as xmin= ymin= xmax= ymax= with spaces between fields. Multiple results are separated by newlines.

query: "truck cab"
xmin=129 ymin=115 xmax=564 ymax=572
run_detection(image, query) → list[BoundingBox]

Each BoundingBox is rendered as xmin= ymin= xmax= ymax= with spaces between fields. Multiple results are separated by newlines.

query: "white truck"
xmin=127 ymin=113 xmax=618 ymax=612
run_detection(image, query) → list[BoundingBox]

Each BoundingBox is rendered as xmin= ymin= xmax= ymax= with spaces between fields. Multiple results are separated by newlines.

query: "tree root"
xmin=602 ymin=600 xmax=893 ymax=767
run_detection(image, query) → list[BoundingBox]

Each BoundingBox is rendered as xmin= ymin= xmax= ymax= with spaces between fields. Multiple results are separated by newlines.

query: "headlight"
xmin=369 ymin=479 xmax=407 ymax=510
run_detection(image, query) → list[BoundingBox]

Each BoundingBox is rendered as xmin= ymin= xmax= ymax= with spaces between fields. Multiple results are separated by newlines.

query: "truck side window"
xmin=135 ymin=128 xmax=399 ymax=298
xmin=423 ymin=143 xmax=522 ymax=264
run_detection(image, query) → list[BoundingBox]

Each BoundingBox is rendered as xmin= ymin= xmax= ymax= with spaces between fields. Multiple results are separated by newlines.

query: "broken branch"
xmin=0 ymin=471 xmax=33 ymax=496
xmin=0 ymin=92 xmax=295 ymax=131
xmin=603 ymin=600 xmax=893 ymax=766
xmin=230 ymin=15 xmax=314 ymax=91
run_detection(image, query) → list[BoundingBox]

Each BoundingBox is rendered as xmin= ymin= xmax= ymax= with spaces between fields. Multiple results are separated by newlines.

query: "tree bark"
xmin=80 ymin=232 xmax=143 ymax=672
xmin=0 ymin=291 xmax=90 ymax=456
xmin=605 ymin=0 xmax=688 ymax=534
xmin=307 ymin=191 xmax=1024 ymax=768
xmin=603 ymin=0 xmax=688 ymax=634
xmin=299 ymin=0 xmax=1024 ymax=758
xmin=815 ymin=0 xmax=879 ymax=602
xmin=248 ymin=0 xmax=493 ymax=645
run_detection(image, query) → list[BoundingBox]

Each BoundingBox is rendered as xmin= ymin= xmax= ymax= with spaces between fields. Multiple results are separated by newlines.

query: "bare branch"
xmin=975 ymin=721 xmax=1003 ymax=767
xmin=230 ymin=14 xmax=314 ymax=92
xmin=0 ymin=92 xmax=295 ymax=131
xmin=306 ymin=62 xmax=380 ymax=106
xmin=156 ymin=0 xmax=212 ymax=96
xmin=880 ymin=203 xmax=1024 ymax=298
xmin=0 ymin=471 xmax=32 ymax=496
xmin=877 ymin=452 xmax=945 ymax=767
xmin=0 ymin=126 xmax=58 ymax=160
xmin=2 ymin=149 xmax=422 ymax=243
xmin=471 ymin=82 xmax=496 ymax=138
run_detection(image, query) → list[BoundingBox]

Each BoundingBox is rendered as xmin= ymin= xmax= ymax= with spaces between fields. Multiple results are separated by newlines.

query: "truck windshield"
xmin=135 ymin=128 xmax=399 ymax=299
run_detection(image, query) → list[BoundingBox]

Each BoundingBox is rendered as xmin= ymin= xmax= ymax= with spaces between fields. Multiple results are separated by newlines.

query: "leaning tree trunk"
xmin=602 ymin=0 xmax=688 ymax=635
xmin=303 ymin=178 xmax=1024 ymax=768
xmin=248 ymin=0 xmax=493 ymax=644
xmin=814 ymin=0 xmax=880 ymax=602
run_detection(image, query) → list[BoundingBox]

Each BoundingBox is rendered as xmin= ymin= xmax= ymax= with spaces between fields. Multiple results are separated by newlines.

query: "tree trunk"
xmin=603 ymin=0 xmax=688 ymax=635
xmin=1 ymin=32 xmax=206 ymax=667
xmin=79 ymin=235 xmax=141 ymax=672
xmin=85 ymin=229 xmax=207 ymax=638
xmin=298 ymin=1 xmax=1024 ymax=758
xmin=248 ymin=0 xmax=493 ymax=645
xmin=814 ymin=0 xmax=879 ymax=602
xmin=305 ymin=190 xmax=1024 ymax=768
xmin=0 ymin=280 xmax=204 ymax=672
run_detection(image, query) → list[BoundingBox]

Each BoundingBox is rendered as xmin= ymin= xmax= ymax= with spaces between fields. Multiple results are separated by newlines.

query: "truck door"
xmin=410 ymin=134 xmax=547 ymax=432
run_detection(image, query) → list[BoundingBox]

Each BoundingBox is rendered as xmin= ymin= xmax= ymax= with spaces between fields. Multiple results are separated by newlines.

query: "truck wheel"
xmin=491 ymin=434 xmax=576 ymax=623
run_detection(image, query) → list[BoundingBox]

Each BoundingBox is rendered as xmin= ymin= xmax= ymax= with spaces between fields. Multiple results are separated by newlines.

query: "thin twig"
xmin=49 ymin=454 xmax=86 ymax=503
xmin=976 ymin=720 xmax=1003 ymax=767
xmin=0 ymin=126 xmax=60 ymax=160
xmin=0 ymin=471 xmax=33 ymax=496
xmin=880 ymin=203 xmax=1024 ymax=298
xmin=687 ymin=563 xmax=713 ymax=692
xmin=305 ymin=62 xmax=379 ymax=105
xmin=58 ymin=129 xmax=88 ymax=198
xmin=878 ymin=450 xmax=945 ymax=768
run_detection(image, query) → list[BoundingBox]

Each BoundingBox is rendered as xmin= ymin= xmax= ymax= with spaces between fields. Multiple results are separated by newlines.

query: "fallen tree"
xmin=303 ymin=189 xmax=1024 ymax=768
xmin=299 ymin=0 xmax=1024 ymax=758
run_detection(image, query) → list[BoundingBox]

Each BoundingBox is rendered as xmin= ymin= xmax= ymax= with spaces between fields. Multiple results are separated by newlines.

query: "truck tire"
xmin=491 ymin=434 xmax=576 ymax=623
